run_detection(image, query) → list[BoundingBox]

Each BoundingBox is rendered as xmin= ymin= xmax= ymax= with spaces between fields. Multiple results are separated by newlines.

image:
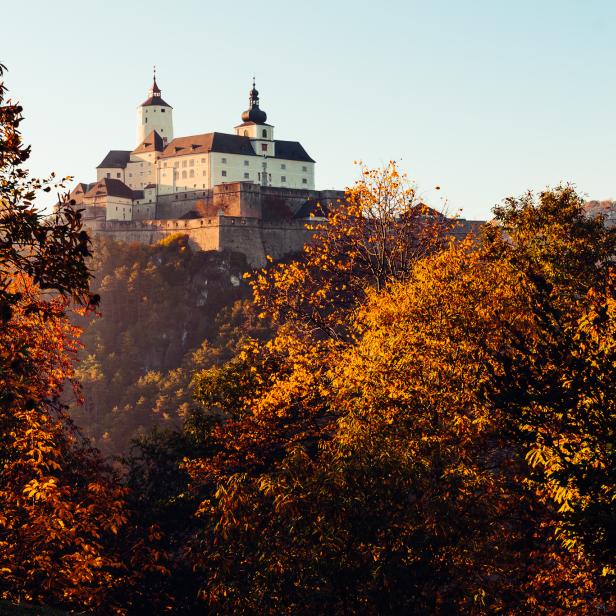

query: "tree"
xmin=482 ymin=187 xmax=616 ymax=579
xmin=251 ymin=162 xmax=452 ymax=341
xmin=180 ymin=182 xmax=614 ymax=613
xmin=0 ymin=63 xmax=134 ymax=612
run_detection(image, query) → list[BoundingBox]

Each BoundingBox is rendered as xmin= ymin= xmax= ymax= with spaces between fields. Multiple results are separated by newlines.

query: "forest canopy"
xmin=1 ymin=63 xmax=615 ymax=614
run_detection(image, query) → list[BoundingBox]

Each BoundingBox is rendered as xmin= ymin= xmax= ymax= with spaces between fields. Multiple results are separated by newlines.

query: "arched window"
xmin=189 ymin=169 xmax=194 ymax=178
xmin=262 ymin=129 xmax=267 ymax=138
xmin=244 ymin=130 xmax=248 ymax=136
xmin=182 ymin=170 xmax=187 ymax=179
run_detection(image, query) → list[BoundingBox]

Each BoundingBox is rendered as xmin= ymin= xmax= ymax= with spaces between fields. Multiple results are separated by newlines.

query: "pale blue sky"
xmin=2 ymin=0 xmax=615 ymax=219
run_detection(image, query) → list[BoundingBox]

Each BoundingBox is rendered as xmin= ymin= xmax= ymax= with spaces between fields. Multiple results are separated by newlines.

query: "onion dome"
xmin=241 ymin=78 xmax=267 ymax=124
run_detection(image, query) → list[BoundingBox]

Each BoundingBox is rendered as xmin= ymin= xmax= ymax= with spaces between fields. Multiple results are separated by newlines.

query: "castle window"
xmin=106 ymin=173 xmax=110 ymax=178
xmin=302 ymin=166 xmax=307 ymax=172
xmin=244 ymin=173 xmax=249 ymax=179
xmin=281 ymin=163 xmax=286 ymax=170
xmin=262 ymin=129 xmax=267 ymax=138
xmin=182 ymin=160 xmax=187 ymax=168
xmin=281 ymin=176 xmax=286 ymax=182
xmin=203 ymin=170 xmax=206 ymax=176
xmin=201 ymin=158 xmax=206 ymax=163
xmin=243 ymin=130 xmax=248 ymax=136
xmin=161 ymin=108 xmax=165 ymax=113
xmin=189 ymin=169 xmax=194 ymax=178
xmin=189 ymin=159 xmax=194 ymax=167
xmin=244 ymin=160 xmax=249 ymax=166
xmin=145 ymin=117 xmax=148 ymax=123
xmin=302 ymin=178 xmax=308 ymax=184
xmin=261 ymin=144 xmax=267 ymax=152
xmin=221 ymin=170 xmax=227 ymax=177
xmin=221 ymin=158 xmax=227 ymax=164
xmin=182 ymin=171 xmax=187 ymax=179
xmin=116 ymin=172 xmax=121 ymax=178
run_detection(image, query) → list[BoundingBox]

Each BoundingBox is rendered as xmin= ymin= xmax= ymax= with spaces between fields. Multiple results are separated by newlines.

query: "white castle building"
xmin=67 ymin=74 xmax=492 ymax=266
xmin=73 ymin=74 xmax=317 ymax=222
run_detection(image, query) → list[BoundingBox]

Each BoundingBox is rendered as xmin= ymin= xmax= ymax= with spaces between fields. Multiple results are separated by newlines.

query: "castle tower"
xmin=234 ymin=79 xmax=275 ymax=168
xmin=137 ymin=69 xmax=173 ymax=146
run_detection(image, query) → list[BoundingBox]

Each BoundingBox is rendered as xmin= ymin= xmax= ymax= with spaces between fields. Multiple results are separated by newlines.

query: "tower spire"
xmin=242 ymin=77 xmax=267 ymax=124
xmin=150 ymin=65 xmax=161 ymax=96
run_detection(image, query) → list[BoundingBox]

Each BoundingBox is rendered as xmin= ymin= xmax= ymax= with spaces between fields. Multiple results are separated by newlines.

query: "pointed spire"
xmin=140 ymin=68 xmax=171 ymax=108
xmin=150 ymin=65 xmax=161 ymax=96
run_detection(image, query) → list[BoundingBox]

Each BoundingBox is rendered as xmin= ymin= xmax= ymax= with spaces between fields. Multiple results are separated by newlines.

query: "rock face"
xmin=81 ymin=182 xmax=345 ymax=267
xmin=70 ymin=235 xmax=265 ymax=454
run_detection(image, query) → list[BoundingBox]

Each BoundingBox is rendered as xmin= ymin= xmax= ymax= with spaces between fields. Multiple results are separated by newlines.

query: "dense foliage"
xmin=0 ymin=63 xmax=129 ymax=611
xmin=2 ymin=63 xmax=614 ymax=614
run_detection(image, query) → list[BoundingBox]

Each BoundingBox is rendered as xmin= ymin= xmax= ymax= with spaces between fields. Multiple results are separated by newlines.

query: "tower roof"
xmin=140 ymin=69 xmax=172 ymax=108
xmin=241 ymin=78 xmax=267 ymax=124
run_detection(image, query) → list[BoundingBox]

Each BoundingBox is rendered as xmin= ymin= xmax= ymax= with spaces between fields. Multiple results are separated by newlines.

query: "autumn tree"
xmin=178 ymin=179 xmax=614 ymax=613
xmin=481 ymin=187 xmax=616 ymax=580
xmin=0 ymin=63 xmax=143 ymax=612
xmin=251 ymin=162 xmax=452 ymax=341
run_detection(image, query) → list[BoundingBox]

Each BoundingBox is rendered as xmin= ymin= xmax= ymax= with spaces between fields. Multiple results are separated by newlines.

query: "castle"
xmin=71 ymin=74 xmax=344 ymax=267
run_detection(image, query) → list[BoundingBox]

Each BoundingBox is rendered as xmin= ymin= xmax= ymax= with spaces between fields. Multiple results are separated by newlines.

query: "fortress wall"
xmin=213 ymin=183 xmax=262 ymax=218
xmin=85 ymin=218 xmax=221 ymax=252
xmin=155 ymin=193 xmax=213 ymax=219
xmin=81 ymin=183 xmax=345 ymax=267
xmin=85 ymin=215 xmax=320 ymax=268
xmin=218 ymin=217 xmax=267 ymax=268
xmin=144 ymin=183 xmax=345 ymax=221
xmin=260 ymin=220 xmax=316 ymax=260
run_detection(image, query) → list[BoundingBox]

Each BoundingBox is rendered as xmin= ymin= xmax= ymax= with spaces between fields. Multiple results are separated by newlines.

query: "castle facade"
xmin=71 ymin=75 xmax=343 ymax=266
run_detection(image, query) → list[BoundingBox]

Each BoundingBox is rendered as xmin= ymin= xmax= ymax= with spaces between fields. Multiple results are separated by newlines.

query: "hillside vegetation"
xmin=69 ymin=235 xmax=271 ymax=455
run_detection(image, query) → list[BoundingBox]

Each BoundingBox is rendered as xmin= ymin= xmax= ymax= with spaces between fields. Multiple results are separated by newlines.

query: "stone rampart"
xmin=83 ymin=183 xmax=345 ymax=267
xmin=85 ymin=215 xmax=308 ymax=267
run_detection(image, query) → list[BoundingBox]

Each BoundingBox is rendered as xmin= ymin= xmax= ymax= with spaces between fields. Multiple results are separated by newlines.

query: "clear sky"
xmin=2 ymin=0 xmax=615 ymax=219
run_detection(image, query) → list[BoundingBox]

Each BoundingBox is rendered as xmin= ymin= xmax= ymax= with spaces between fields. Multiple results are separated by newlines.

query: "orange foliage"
xmin=0 ymin=277 xmax=129 ymax=609
xmin=182 ymin=180 xmax=614 ymax=613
